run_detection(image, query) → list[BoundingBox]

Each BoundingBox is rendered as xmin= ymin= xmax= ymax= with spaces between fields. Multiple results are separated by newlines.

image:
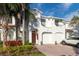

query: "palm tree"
xmin=8 ymin=4 xmax=22 ymax=40
xmin=0 ymin=4 xmax=22 ymax=47
xmin=21 ymin=4 xmax=35 ymax=45
xmin=0 ymin=4 xmax=10 ymax=47
xmin=70 ymin=16 xmax=79 ymax=26
xmin=7 ymin=3 xmax=35 ymax=45
xmin=21 ymin=4 xmax=26 ymax=45
xmin=0 ymin=3 xmax=35 ymax=46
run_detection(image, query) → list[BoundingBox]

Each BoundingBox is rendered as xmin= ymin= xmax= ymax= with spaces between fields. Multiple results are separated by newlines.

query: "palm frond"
xmin=70 ymin=16 xmax=79 ymax=25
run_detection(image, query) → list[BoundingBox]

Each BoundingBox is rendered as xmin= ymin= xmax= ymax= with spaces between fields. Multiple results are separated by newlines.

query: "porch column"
xmin=38 ymin=30 xmax=42 ymax=45
xmin=13 ymin=31 xmax=16 ymax=40
xmin=29 ymin=30 xmax=32 ymax=43
xmin=1 ymin=29 xmax=3 ymax=41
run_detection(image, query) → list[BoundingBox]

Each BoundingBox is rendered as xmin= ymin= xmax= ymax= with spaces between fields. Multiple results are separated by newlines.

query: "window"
xmin=0 ymin=18 xmax=2 ymax=24
xmin=33 ymin=19 xmax=39 ymax=27
xmin=8 ymin=18 xmax=12 ymax=24
xmin=0 ymin=31 xmax=1 ymax=41
xmin=8 ymin=27 xmax=16 ymax=40
xmin=41 ymin=19 xmax=45 ymax=26
xmin=55 ymin=20 xmax=59 ymax=26
xmin=8 ymin=29 xmax=14 ymax=40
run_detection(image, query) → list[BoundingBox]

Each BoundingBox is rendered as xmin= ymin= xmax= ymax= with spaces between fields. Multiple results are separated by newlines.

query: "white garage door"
xmin=42 ymin=33 xmax=53 ymax=44
xmin=42 ymin=32 xmax=65 ymax=44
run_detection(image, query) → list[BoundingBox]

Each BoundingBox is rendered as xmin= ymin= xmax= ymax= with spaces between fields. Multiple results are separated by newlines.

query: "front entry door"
xmin=32 ymin=31 xmax=36 ymax=44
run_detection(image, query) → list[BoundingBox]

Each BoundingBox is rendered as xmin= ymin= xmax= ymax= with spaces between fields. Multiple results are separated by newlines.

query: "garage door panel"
xmin=43 ymin=33 xmax=53 ymax=44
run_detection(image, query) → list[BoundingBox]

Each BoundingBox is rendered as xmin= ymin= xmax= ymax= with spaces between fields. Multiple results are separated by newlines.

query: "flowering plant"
xmin=5 ymin=40 xmax=22 ymax=46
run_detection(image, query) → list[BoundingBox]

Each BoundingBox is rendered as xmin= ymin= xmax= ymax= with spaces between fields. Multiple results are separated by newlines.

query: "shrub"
xmin=0 ymin=45 xmax=45 ymax=56
xmin=0 ymin=41 xmax=3 ymax=44
xmin=5 ymin=40 xmax=22 ymax=46
xmin=26 ymin=45 xmax=33 ymax=51
xmin=25 ymin=41 xmax=32 ymax=45
xmin=18 ymin=45 xmax=33 ymax=51
xmin=25 ymin=43 xmax=32 ymax=45
xmin=0 ymin=41 xmax=3 ymax=47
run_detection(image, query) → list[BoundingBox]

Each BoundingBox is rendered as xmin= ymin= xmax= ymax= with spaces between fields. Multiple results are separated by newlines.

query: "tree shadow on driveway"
xmin=73 ymin=46 xmax=79 ymax=56
xmin=65 ymin=44 xmax=79 ymax=56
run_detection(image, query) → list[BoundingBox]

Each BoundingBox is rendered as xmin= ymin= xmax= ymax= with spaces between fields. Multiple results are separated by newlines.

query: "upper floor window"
xmin=41 ymin=19 xmax=45 ymax=26
xmin=8 ymin=16 xmax=15 ymax=25
xmin=0 ymin=20 xmax=2 ymax=24
xmin=0 ymin=17 xmax=2 ymax=24
xmin=32 ymin=19 xmax=39 ymax=27
xmin=55 ymin=20 xmax=59 ymax=26
xmin=8 ymin=17 xmax=12 ymax=24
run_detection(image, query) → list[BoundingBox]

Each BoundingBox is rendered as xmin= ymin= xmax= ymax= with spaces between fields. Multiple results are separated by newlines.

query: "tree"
xmin=21 ymin=4 xmax=35 ymax=45
xmin=0 ymin=3 xmax=35 ymax=46
xmin=8 ymin=4 xmax=22 ymax=41
xmin=0 ymin=4 xmax=22 ymax=47
xmin=7 ymin=3 xmax=35 ymax=45
xmin=6 ymin=3 xmax=35 ymax=45
xmin=0 ymin=4 xmax=10 ymax=47
xmin=70 ymin=16 xmax=79 ymax=26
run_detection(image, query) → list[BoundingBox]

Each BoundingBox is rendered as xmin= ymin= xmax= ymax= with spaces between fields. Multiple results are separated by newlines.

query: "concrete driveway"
xmin=35 ymin=44 xmax=79 ymax=56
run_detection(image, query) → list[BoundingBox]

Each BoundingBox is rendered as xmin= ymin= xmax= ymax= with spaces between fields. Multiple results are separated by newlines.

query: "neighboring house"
xmin=0 ymin=16 xmax=22 ymax=41
xmin=65 ymin=21 xmax=79 ymax=39
xmin=28 ymin=8 xmax=70 ymax=45
xmin=70 ymin=24 xmax=79 ymax=38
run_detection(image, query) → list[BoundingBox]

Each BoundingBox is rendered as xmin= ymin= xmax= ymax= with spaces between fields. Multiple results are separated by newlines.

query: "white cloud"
xmin=48 ymin=12 xmax=54 ymax=16
xmin=45 ymin=8 xmax=57 ymax=16
xmin=61 ymin=3 xmax=72 ymax=11
xmin=63 ymin=3 xmax=72 ymax=8
xmin=45 ymin=11 xmax=54 ymax=16
xmin=64 ymin=9 xmax=79 ymax=21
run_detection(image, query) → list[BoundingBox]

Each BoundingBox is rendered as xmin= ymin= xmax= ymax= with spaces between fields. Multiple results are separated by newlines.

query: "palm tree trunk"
xmin=22 ymin=11 xmax=26 ymax=45
xmin=15 ymin=17 xmax=19 ymax=40
xmin=22 ymin=4 xmax=31 ymax=45
xmin=21 ymin=3 xmax=27 ymax=45
xmin=22 ymin=11 xmax=29 ymax=45
xmin=22 ymin=13 xmax=29 ymax=45
xmin=15 ymin=17 xmax=18 ymax=40
xmin=2 ymin=4 xmax=9 ymax=47
xmin=2 ymin=16 xmax=8 ymax=47
xmin=15 ymin=13 xmax=21 ymax=41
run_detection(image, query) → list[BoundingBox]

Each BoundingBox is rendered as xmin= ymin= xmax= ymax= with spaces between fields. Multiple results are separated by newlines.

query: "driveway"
xmin=35 ymin=44 xmax=79 ymax=56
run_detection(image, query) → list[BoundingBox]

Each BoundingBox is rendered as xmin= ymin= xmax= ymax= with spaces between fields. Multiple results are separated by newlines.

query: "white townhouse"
xmin=28 ymin=8 xmax=71 ymax=45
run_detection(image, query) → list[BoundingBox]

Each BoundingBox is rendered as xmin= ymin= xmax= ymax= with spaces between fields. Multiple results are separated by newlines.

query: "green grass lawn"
xmin=0 ymin=44 xmax=45 ymax=56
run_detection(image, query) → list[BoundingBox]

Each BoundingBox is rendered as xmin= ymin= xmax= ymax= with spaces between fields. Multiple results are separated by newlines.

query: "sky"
xmin=29 ymin=3 xmax=79 ymax=21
